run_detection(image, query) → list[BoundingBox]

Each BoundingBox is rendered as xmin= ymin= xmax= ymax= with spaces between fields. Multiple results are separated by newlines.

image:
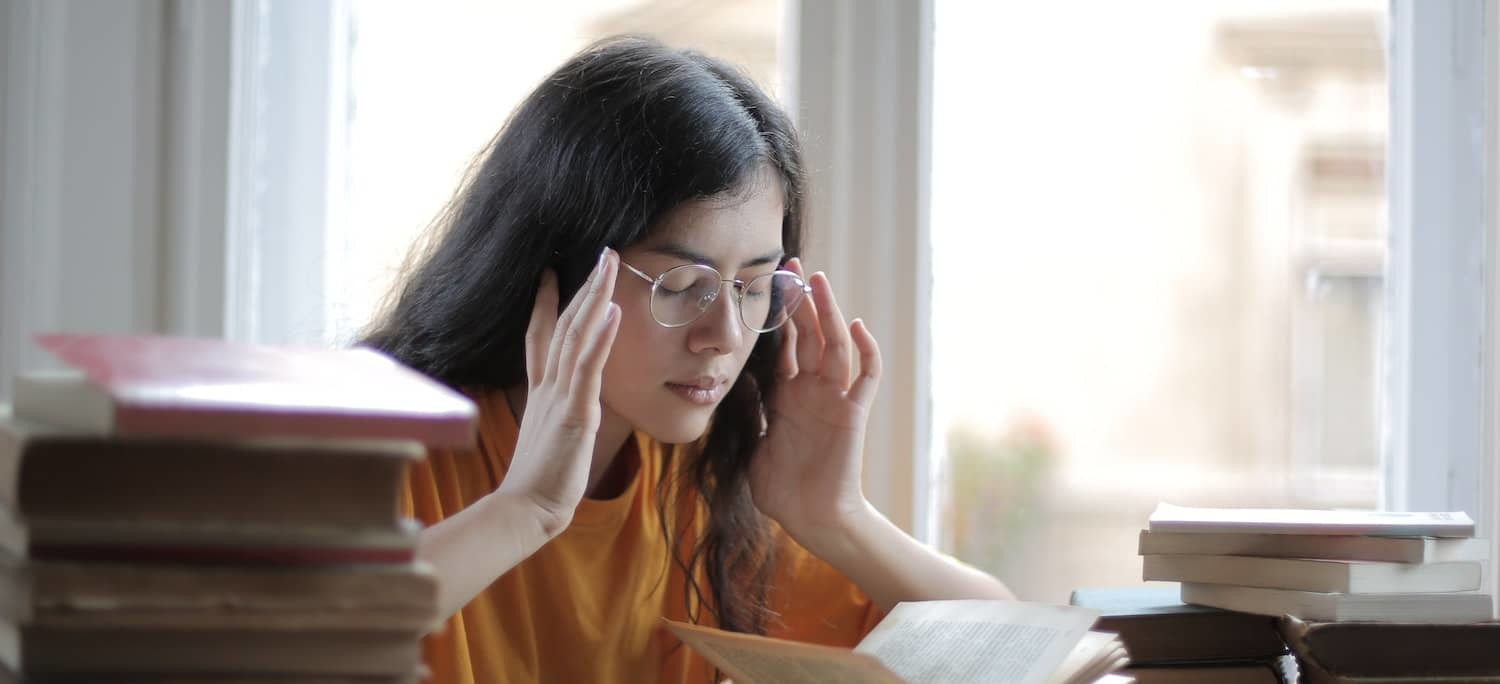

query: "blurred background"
xmin=329 ymin=0 xmax=1387 ymax=602
xmin=4 ymin=0 xmax=1493 ymax=605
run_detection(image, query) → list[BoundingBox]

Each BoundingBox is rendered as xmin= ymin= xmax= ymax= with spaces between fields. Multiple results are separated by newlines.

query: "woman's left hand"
xmin=749 ymin=258 xmax=882 ymax=549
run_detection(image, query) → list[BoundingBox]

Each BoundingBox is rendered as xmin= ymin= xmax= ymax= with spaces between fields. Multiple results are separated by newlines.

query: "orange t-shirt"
xmin=402 ymin=390 xmax=884 ymax=684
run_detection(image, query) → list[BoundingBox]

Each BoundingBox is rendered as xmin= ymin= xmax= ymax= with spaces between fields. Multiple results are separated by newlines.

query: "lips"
xmin=664 ymin=376 xmax=729 ymax=405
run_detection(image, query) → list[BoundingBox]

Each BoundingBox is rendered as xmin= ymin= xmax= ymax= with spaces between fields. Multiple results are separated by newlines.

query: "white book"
xmin=1147 ymin=502 xmax=1474 ymax=538
xmin=1180 ymin=582 xmax=1495 ymax=623
xmin=1137 ymin=529 xmax=1489 ymax=564
xmin=1142 ymin=554 xmax=1482 ymax=594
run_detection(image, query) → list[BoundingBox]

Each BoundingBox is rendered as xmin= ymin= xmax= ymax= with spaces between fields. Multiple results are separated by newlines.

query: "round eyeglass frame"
xmin=620 ymin=260 xmax=811 ymax=333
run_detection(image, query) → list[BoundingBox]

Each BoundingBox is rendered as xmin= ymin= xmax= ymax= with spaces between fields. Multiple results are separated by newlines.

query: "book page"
xmin=1048 ymin=632 xmax=1128 ymax=684
xmin=664 ymin=619 xmax=903 ymax=684
xmin=853 ymin=600 xmax=1099 ymax=684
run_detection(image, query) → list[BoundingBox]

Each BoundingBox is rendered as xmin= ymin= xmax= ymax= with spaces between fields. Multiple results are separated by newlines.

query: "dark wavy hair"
xmin=361 ymin=35 xmax=802 ymax=637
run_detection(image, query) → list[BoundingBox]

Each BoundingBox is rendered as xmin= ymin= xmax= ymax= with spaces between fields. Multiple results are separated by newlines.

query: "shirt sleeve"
xmin=764 ymin=535 xmax=886 ymax=648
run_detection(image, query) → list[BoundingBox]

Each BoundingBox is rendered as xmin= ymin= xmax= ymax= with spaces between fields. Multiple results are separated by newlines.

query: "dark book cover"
xmin=1279 ymin=614 xmax=1500 ymax=682
xmin=1070 ymin=584 xmax=1287 ymax=665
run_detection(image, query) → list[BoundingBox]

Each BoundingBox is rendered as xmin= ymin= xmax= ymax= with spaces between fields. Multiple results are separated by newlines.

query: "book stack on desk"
xmin=1070 ymin=584 xmax=1293 ymax=683
xmin=0 ymin=333 xmax=477 ymax=683
xmin=1138 ymin=503 xmax=1494 ymax=626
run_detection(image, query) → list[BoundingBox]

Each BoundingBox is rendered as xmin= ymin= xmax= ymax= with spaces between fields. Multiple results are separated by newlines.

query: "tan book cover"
xmin=0 ymin=414 xmax=422 ymax=531
xmin=664 ymin=599 xmax=1128 ymax=684
xmin=0 ymin=555 xmax=439 ymax=632
xmin=1143 ymin=554 xmax=1482 ymax=594
xmin=1138 ymin=529 xmax=1489 ymax=564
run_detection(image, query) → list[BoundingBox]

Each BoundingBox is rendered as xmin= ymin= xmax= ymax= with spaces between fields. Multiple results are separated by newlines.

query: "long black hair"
xmin=362 ymin=35 xmax=803 ymax=636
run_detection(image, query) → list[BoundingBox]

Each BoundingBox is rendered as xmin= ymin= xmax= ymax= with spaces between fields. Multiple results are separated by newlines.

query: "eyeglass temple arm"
xmin=620 ymin=261 xmax=657 ymax=284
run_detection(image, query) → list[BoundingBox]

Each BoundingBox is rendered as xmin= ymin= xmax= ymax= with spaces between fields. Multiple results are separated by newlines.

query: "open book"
xmin=664 ymin=600 xmax=1129 ymax=684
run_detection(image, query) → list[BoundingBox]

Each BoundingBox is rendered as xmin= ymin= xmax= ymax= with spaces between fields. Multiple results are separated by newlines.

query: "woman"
xmin=362 ymin=34 xmax=1012 ymax=683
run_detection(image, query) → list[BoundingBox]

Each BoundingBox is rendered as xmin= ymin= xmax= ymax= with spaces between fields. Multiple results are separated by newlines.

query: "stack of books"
xmin=1070 ymin=585 xmax=1292 ymax=683
xmin=1139 ymin=502 xmax=1493 ymax=625
xmin=1135 ymin=503 xmax=1500 ymax=682
xmin=0 ymin=333 xmax=477 ymax=682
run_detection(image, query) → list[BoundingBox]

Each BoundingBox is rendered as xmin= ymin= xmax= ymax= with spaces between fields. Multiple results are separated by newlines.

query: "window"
xmin=930 ymin=1 xmax=1390 ymax=601
xmin=324 ymin=0 xmax=786 ymax=347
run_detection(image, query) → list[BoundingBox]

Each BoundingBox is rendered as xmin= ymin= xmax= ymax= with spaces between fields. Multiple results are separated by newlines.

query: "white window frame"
xmin=787 ymin=0 xmax=935 ymax=539
xmin=0 ymin=0 xmax=169 ymax=397
xmin=1487 ymin=0 xmax=1500 ymax=609
xmin=1384 ymin=0 xmax=1497 ymax=609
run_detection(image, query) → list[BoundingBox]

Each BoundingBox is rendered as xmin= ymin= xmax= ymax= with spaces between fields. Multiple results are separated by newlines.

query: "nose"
xmin=686 ymin=282 xmax=743 ymax=355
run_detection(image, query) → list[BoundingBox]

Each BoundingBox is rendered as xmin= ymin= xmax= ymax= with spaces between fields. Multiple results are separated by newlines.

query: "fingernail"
xmin=598 ymin=248 xmax=609 ymax=267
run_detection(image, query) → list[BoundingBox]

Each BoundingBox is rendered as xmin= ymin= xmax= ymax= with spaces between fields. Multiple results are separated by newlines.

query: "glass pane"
xmin=326 ymin=0 xmax=785 ymax=346
xmin=930 ymin=1 xmax=1388 ymax=602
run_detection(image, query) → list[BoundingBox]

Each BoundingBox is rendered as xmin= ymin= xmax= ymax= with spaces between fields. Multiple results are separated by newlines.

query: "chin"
xmin=640 ymin=413 xmax=714 ymax=445
xmin=629 ymin=399 xmax=716 ymax=445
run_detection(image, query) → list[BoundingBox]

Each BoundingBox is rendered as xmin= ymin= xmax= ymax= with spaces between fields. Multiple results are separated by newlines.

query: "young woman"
xmin=362 ymin=34 xmax=1012 ymax=683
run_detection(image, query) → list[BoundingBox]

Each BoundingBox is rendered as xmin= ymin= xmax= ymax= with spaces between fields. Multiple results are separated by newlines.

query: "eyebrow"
xmin=646 ymin=243 xmax=786 ymax=270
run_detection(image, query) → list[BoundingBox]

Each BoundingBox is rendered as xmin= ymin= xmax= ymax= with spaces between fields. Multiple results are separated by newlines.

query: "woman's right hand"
xmin=495 ymin=248 xmax=621 ymax=535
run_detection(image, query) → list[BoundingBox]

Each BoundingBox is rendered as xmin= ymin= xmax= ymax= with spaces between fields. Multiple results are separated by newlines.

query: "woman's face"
xmin=603 ymin=167 xmax=786 ymax=444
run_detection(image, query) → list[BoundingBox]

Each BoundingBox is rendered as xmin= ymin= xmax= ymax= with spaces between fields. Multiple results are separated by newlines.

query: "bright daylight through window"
xmin=931 ymin=0 xmax=1389 ymax=602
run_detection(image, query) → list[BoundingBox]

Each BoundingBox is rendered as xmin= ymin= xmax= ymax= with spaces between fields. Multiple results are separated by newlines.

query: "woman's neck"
xmin=503 ymin=385 xmax=637 ymax=499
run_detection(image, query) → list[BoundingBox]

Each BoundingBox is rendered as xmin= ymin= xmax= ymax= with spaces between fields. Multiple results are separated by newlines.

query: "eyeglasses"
xmin=620 ymin=260 xmax=811 ymax=333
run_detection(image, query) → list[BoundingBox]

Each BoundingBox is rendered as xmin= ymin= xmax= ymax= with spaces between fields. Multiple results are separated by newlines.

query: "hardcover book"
xmin=1143 ymin=554 xmax=1482 ymax=594
xmin=1147 ymin=503 xmax=1474 ymax=538
xmin=13 ymin=333 xmax=476 ymax=447
xmin=1279 ymin=615 xmax=1500 ymax=683
xmin=1068 ymin=584 xmax=1286 ymax=665
xmin=1180 ymin=582 xmax=1495 ymax=623
xmin=1138 ymin=529 xmax=1488 ymax=564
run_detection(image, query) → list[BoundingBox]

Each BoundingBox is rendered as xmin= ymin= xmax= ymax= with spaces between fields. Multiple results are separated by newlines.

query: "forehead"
xmin=643 ymin=167 xmax=786 ymax=264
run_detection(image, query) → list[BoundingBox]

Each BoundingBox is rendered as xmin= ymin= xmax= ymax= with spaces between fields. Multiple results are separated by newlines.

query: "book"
xmin=1138 ymin=529 xmax=1489 ymax=564
xmin=0 ymin=623 xmax=423 ymax=676
xmin=22 ymin=516 xmax=420 ymax=566
xmin=1068 ymin=585 xmax=1286 ymax=664
xmin=1279 ymin=614 xmax=1500 ymax=682
xmin=1142 ymin=554 xmax=1481 ymax=593
xmin=21 ymin=676 xmax=423 ymax=684
xmin=1181 ymin=582 xmax=1495 ymax=623
xmin=0 ymin=414 xmax=421 ymax=532
xmin=20 ymin=675 xmax=423 ymax=684
xmin=1147 ymin=503 xmax=1474 ymax=538
xmin=664 ymin=599 xmax=1129 ymax=684
xmin=1 ymin=556 xmax=439 ymax=632
xmin=14 ymin=333 xmax=476 ymax=447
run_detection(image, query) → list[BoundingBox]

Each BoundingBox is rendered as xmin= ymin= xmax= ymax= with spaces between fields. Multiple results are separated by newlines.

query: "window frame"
xmin=788 ymin=0 xmax=936 ymax=538
xmin=1384 ymin=0 xmax=1492 ymax=526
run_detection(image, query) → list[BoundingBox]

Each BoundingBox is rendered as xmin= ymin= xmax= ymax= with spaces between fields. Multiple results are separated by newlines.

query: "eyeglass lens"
xmin=651 ymin=264 xmax=806 ymax=332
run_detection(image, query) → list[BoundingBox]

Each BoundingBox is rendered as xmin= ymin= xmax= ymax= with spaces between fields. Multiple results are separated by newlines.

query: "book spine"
xmin=113 ymin=405 xmax=474 ymax=448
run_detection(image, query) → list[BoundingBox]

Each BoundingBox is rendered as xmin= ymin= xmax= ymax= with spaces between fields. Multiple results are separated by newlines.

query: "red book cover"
xmin=17 ymin=333 xmax=476 ymax=447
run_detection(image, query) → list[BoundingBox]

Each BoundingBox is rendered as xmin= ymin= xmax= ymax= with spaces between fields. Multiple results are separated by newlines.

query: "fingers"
xmin=525 ymin=269 xmax=559 ymax=388
xmin=809 ymin=272 xmax=853 ymax=389
xmin=549 ymin=249 xmax=618 ymax=387
xmin=786 ymin=259 xmax=824 ymax=377
xmin=777 ymin=317 xmax=799 ymax=379
xmin=847 ymin=318 xmax=882 ymax=407
xmin=570 ymin=302 xmax=621 ymax=402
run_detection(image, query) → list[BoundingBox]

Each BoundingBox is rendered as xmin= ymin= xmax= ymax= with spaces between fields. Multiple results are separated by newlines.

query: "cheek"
xmin=601 ymin=310 xmax=671 ymax=392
